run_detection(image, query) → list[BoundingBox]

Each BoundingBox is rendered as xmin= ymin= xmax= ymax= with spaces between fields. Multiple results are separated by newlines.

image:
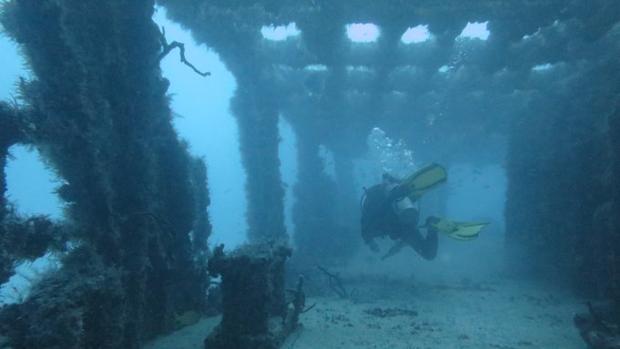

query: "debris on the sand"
xmin=517 ymin=340 xmax=534 ymax=346
xmin=432 ymin=283 xmax=497 ymax=292
xmin=574 ymin=302 xmax=620 ymax=349
xmin=364 ymin=307 xmax=418 ymax=318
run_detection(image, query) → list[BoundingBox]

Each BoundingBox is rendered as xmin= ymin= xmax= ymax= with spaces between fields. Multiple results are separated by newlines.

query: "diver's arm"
xmin=361 ymin=225 xmax=380 ymax=253
xmin=366 ymin=238 xmax=380 ymax=253
xmin=387 ymin=184 xmax=409 ymax=201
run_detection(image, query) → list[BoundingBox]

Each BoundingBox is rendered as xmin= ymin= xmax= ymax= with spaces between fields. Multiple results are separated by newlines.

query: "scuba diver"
xmin=360 ymin=164 xmax=488 ymax=260
xmin=361 ymin=170 xmax=439 ymax=260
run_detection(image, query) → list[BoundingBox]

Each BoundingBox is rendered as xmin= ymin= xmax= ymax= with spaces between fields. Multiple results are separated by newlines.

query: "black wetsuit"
xmin=361 ymin=184 xmax=438 ymax=260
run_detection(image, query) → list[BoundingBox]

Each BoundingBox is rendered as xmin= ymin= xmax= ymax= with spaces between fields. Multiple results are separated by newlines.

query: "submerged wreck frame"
xmin=205 ymin=244 xmax=302 ymax=349
xmin=0 ymin=0 xmax=619 ymax=348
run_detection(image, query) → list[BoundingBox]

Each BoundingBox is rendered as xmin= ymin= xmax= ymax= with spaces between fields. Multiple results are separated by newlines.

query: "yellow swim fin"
xmin=402 ymin=163 xmax=448 ymax=200
xmin=429 ymin=218 xmax=489 ymax=241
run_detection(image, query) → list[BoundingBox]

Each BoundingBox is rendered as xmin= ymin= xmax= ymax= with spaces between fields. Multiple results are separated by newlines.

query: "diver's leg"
xmin=402 ymin=228 xmax=438 ymax=260
xmin=394 ymin=205 xmax=437 ymax=260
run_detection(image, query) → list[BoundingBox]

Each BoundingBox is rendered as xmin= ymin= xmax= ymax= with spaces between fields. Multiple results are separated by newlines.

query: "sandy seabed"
xmin=146 ymin=276 xmax=585 ymax=349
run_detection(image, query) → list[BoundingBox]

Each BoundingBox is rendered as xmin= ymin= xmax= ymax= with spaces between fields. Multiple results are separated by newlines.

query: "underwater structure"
xmin=205 ymin=244 xmax=302 ymax=349
xmin=0 ymin=0 xmax=620 ymax=348
xmin=0 ymin=1 xmax=211 ymax=347
xmin=158 ymin=0 xmax=620 ymax=271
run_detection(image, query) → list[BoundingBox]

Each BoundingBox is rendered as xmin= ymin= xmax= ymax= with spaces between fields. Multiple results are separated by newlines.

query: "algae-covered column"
xmin=290 ymin=6 xmax=349 ymax=263
xmin=504 ymin=63 xmax=613 ymax=285
xmin=610 ymin=100 xmax=620 ymax=306
xmin=504 ymin=92 xmax=577 ymax=277
xmin=0 ymin=103 xmax=25 ymax=284
xmin=159 ymin=1 xmax=287 ymax=242
xmin=332 ymin=148 xmax=359 ymax=226
xmin=222 ymin=32 xmax=286 ymax=243
xmin=1 ymin=1 xmax=211 ymax=347
xmin=231 ymin=72 xmax=286 ymax=242
xmin=0 ymin=103 xmax=23 ymax=222
xmin=292 ymin=122 xmax=340 ymax=262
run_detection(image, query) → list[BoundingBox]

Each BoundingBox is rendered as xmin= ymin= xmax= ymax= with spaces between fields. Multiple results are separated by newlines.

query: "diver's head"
xmin=382 ymin=172 xmax=399 ymax=185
